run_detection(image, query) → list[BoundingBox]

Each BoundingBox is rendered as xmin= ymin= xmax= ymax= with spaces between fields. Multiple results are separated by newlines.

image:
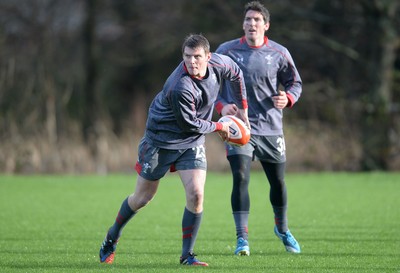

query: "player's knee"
xmin=187 ymin=192 xmax=204 ymax=211
xmin=131 ymin=194 xmax=155 ymax=210
xmin=229 ymin=155 xmax=250 ymax=185
xmin=193 ymin=191 xmax=204 ymax=204
xmin=272 ymin=176 xmax=285 ymax=188
xmin=232 ymin=168 xmax=249 ymax=185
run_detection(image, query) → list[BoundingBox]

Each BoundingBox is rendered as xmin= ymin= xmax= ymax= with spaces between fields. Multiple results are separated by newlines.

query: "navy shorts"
xmin=225 ymin=135 xmax=286 ymax=163
xmin=135 ymin=138 xmax=207 ymax=181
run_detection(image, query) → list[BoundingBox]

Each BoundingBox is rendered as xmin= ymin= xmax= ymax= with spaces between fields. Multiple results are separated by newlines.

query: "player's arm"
xmin=278 ymin=49 xmax=302 ymax=108
xmin=214 ymin=45 xmax=239 ymax=116
xmin=169 ymin=88 xmax=229 ymax=136
xmin=217 ymin=54 xmax=248 ymax=111
xmin=217 ymin=54 xmax=250 ymax=127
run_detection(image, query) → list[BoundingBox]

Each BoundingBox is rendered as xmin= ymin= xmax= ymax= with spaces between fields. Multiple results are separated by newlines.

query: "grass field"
xmin=0 ymin=172 xmax=399 ymax=273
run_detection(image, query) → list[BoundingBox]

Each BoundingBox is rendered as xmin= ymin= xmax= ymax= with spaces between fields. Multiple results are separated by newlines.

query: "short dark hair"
xmin=244 ymin=1 xmax=270 ymax=22
xmin=182 ymin=34 xmax=210 ymax=54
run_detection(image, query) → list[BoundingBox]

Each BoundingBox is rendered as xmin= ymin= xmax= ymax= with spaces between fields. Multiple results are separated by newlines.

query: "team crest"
xmin=142 ymin=162 xmax=151 ymax=173
xmin=265 ymin=54 xmax=273 ymax=64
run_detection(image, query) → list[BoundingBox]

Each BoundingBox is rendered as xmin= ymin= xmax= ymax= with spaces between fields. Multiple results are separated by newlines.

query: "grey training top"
xmin=216 ymin=36 xmax=302 ymax=136
xmin=145 ymin=53 xmax=247 ymax=150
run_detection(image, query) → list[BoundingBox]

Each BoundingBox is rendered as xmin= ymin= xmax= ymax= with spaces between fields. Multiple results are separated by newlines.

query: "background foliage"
xmin=0 ymin=0 xmax=399 ymax=173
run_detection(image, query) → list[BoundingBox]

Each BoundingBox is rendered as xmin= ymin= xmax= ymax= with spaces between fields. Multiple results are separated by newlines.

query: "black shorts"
xmin=225 ymin=135 xmax=286 ymax=163
xmin=135 ymin=138 xmax=207 ymax=181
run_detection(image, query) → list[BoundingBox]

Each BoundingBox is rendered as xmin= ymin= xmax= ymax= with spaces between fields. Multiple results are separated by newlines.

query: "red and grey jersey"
xmin=216 ymin=36 xmax=302 ymax=136
xmin=145 ymin=53 xmax=247 ymax=150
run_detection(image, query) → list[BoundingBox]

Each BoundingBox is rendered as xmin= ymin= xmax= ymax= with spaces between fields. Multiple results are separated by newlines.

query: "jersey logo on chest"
xmin=233 ymin=53 xmax=244 ymax=64
xmin=265 ymin=54 xmax=273 ymax=65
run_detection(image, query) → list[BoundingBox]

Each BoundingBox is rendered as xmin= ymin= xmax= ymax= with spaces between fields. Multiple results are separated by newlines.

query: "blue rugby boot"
xmin=274 ymin=225 xmax=301 ymax=253
xmin=234 ymin=237 xmax=250 ymax=256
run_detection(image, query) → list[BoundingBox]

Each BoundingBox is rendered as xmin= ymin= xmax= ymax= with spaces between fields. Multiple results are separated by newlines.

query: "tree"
xmin=359 ymin=0 xmax=400 ymax=170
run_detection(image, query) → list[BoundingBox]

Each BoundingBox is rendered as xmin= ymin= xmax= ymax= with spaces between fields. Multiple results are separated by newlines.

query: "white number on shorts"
xmin=194 ymin=145 xmax=206 ymax=159
xmin=277 ymin=137 xmax=286 ymax=156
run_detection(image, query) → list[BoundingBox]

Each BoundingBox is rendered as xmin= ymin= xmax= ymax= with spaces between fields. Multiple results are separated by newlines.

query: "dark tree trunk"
xmin=360 ymin=0 xmax=399 ymax=170
xmin=82 ymin=0 xmax=97 ymax=141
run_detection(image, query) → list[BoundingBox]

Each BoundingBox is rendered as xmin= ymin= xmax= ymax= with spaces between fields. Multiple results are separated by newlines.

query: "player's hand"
xmin=221 ymin=104 xmax=238 ymax=116
xmin=235 ymin=108 xmax=251 ymax=130
xmin=218 ymin=121 xmax=232 ymax=141
xmin=272 ymin=90 xmax=288 ymax=109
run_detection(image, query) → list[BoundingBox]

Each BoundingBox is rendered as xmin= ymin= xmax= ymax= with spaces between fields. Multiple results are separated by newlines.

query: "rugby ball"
xmin=218 ymin=115 xmax=250 ymax=146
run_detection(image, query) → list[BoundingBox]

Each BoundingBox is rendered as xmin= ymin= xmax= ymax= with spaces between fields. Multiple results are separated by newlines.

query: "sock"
xmin=273 ymin=205 xmax=288 ymax=233
xmin=233 ymin=211 xmax=249 ymax=240
xmin=181 ymin=207 xmax=202 ymax=257
xmin=108 ymin=197 xmax=136 ymax=240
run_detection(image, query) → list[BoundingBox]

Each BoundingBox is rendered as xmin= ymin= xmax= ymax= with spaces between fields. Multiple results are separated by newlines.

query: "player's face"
xmin=243 ymin=10 xmax=270 ymax=46
xmin=183 ymin=46 xmax=211 ymax=79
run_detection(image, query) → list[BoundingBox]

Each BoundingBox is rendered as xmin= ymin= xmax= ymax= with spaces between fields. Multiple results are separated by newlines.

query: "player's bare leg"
xmin=178 ymin=169 xmax=208 ymax=266
xmin=100 ymin=176 xmax=159 ymax=264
